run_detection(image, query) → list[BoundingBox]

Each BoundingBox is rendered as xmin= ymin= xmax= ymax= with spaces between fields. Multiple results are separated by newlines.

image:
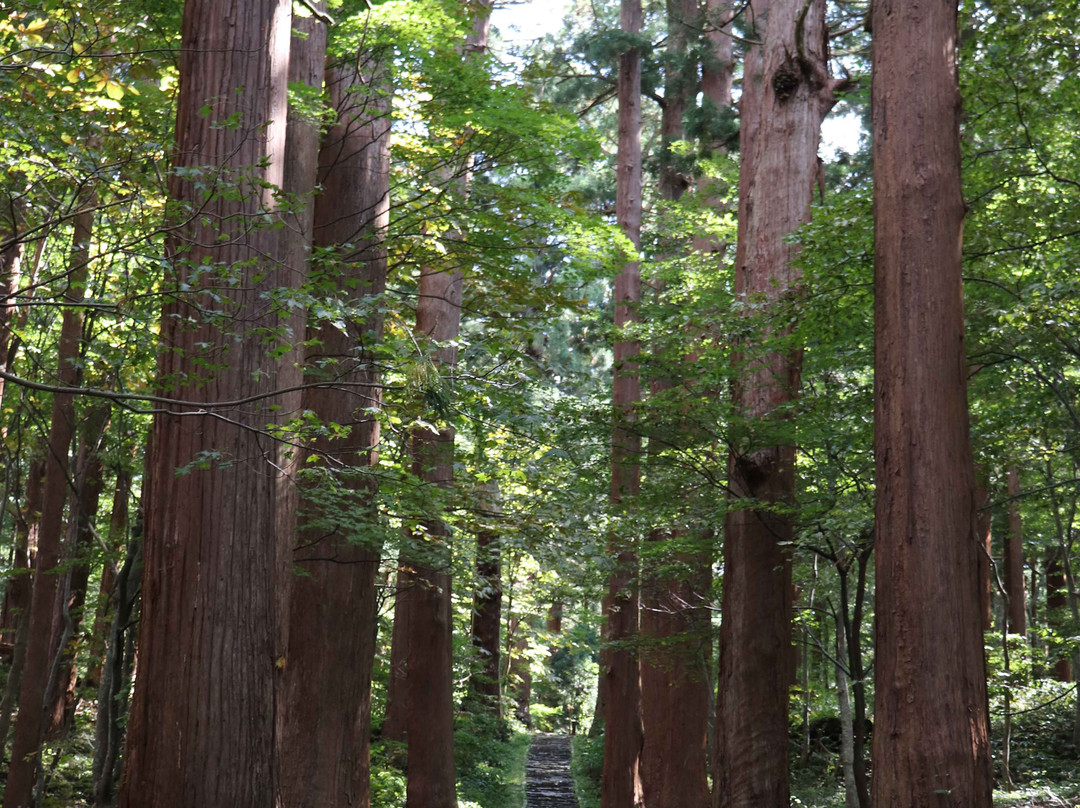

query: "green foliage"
xmin=570 ymin=734 xmax=604 ymax=808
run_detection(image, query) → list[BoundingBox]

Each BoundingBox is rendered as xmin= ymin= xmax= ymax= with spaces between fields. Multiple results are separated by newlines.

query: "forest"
xmin=0 ymin=0 xmax=1078 ymax=806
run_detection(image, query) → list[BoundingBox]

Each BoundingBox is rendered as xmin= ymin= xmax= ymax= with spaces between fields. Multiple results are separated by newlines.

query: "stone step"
xmin=525 ymin=734 xmax=578 ymax=808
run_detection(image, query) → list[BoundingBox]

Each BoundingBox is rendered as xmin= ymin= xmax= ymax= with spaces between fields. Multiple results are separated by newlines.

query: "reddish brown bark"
xmin=870 ymin=0 xmax=993 ymax=805
xmin=715 ymin=1 xmax=837 ymax=806
xmin=640 ymin=542 xmax=712 ymax=808
xmin=280 ymin=30 xmax=392 ymax=806
xmin=84 ymin=463 xmax=131 ymax=691
xmin=4 ymin=196 xmax=94 ymax=808
xmin=118 ymin=0 xmax=297 ymax=803
xmin=45 ymin=404 xmax=109 ymax=738
xmin=601 ymin=2 xmax=644 ymax=807
xmin=1046 ymin=550 xmax=1072 ymax=682
xmin=639 ymin=4 xmax=711 ymax=806
xmin=395 ymin=9 xmax=491 ymax=806
xmin=382 ymin=565 xmax=411 ymax=744
xmin=402 ymin=277 xmax=461 ymax=807
xmin=1005 ymin=465 xmax=1027 ymax=635
xmin=0 ymin=458 xmax=44 ymax=759
xmin=975 ymin=472 xmax=993 ymax=631
xmin=469 ymin=481 xmax=503 ymax=712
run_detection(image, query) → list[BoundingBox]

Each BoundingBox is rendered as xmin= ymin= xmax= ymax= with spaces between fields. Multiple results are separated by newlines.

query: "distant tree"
xmin=600 ymin=0 xmax=645 ymax=805
xmin=4 ymin=195 xmax=94 ymax=808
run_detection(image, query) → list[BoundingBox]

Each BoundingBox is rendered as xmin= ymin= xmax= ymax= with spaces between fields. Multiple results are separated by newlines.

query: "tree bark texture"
xmin=1005 ymin=465 xmax=1027 ymax=635
xmin=870 ymin=0 xmax=993 ymax=805
xmin=118 ymin=0 xmax=297 ymax=803
xmin=3 ymin=198 xmax=94 ymax=808
xmin=92 ymin=530 xmax=141 ymax=808
xmin=382 ymin=564 xmax=411 ymax=744
xmin=403 ymin=278 xmax=461 ymax=808
xmin=715 ymin=1 xmax=835 ymax=806
xmin=975 ymin=472 xmax=993 ymax=631
xmin=281 ymin=32 xmax=392 ymax=806
xmin=639 ymin=3 xmax=711 ymax=805
xmin=469 ymin=481 xmax=503 ymax=712
xmin=0 ymin=458 xmax=43 ymax=761
xmin=602 ymin=1 xmax=644 ymax=807
xmin=45 ymin=404 xmax=109 ymax=738
xmin=85 ymin=463 xmax=131 ymax=691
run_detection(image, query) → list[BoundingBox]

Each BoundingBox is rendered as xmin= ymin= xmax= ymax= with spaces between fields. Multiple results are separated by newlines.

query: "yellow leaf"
xmin=66 ymin=68 xmax=80 ymax=83
xmin=105 ymin=81 xmax=124 ymax=100
xmin=61 ymin=133 xmax=74 ymax=145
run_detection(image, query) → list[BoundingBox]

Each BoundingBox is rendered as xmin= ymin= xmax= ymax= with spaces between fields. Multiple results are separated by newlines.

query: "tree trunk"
xmin=118 ymin=0 xmax=298 ymax=803
xmin=279 ymin=10 xmax=392 ymax=802
xmin=91 ymin=529 xmax=141 ymax=808
xmin=836 ymin=613 xmax=859 ymax=808
xmin=45 ymin=403 xmax=109 ymax=738
xmin=469 ymin=481 xmax=503 ymax=714
xmin=0 ymin=458 xmax=44 ymax=761
xmin=1005 ymin=465 xmax=1027 ymax=636
xmin=639 ymin=3 xmax=711 ymax=805
xmin=84 ymin=463 xmax=131 ymax=691
xmin=870 ymin=0 xmax=993 ymax=804
xmin=398 ymin=8 xmax=490 ymax=806
xmin=975 ymin=472 xmax=993 ymax=631
xmin=508 ymin=618 xmax=533 ymax=727
xmin=403 ymin=425 xmax=459 ymax=808
xmin=1046 ymin=549 xmax=1071 ymax=681
xmin=382 ymin=565 xmax=411 ymax=744
xmin=0 ymin=176 xmax=26 ymax=409
xmin=715 ymin=1 xmax=836 ymax=806
xmin=4 ymin=196 xmax=94 ymax=808
xmin=601 ymin=2 xmax=644 ymax=807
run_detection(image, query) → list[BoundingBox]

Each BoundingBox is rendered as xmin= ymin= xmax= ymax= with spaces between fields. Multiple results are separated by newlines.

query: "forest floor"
xmin=526 ymin=734 xmax=579 ymax=808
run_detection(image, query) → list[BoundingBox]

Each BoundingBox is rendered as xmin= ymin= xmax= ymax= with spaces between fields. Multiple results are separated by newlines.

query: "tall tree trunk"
xmin=0 ymin=175 xmax=26 ymax=409
xmin=715 ymin=1 xmax=837 ymax=806
xmin=508 ymin=618 xmax=533 ymax=727
xmin=45 ymin=403 xmax=109 ymax=738
xmin=639 ymin=3 xmax=711 ymax=806
xmin=870 ymin=0 xmax=993 ymax=804
xmin=3 ymin=196 xmax=94 ymax=808
xmin=1046 ymin=549 xmax=1071 ymax=681
xmin=468 ymin=481 xmax=503 ymax=714
xmin=382 ymin=566 xmax=411 ymax=744
xmin=397 ymin=8 xmax=490 ymax=807
xmin=84 ymin=463 xmax=132 ymax=691
xmin=836 ymin=611 xmax=859 ymax=808
xmin=601 ymin=2 xmax=644 ymax=807
xmin=91 ymin=528 xmax=141 ymax=808
xmin=975 ymin=471 xmax=993 ymax=631
xmin=1005 ymin=465 xmax=1027 ymax=636
xmin=0 ymin=458 xmax=44 ymax=761
xmin=118 ymin=0 xmax=297 ymax=802
xmin=280 ymin=31 xmax=392 ymax=806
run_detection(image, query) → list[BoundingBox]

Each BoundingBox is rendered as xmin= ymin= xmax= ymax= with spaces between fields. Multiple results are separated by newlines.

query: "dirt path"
xmin=525 ymin=734 xmax=578 ymax=808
